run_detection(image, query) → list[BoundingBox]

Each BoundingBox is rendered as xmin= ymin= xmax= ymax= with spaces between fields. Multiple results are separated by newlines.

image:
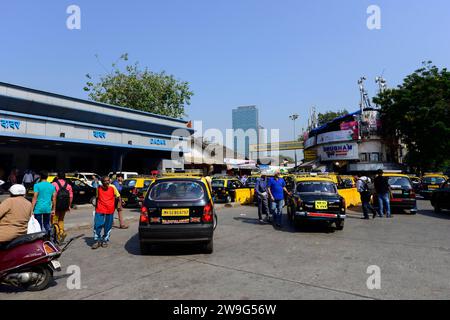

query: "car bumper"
xmin=390 ymin=199 xmax=417 ymax=210
xmin=294 ymin=211 xmax=346 ymax=222
xmin=139 ymin=224 xmax=214 ymax=244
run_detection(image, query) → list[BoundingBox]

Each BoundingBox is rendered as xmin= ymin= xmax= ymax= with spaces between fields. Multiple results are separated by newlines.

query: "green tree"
xmin=84 ymin=54 xmax=193 ymax=118
xmin=373 ymin=62 xmax=450 ymax=172
xmin=317 ymin=109 xmax=349 ymax=127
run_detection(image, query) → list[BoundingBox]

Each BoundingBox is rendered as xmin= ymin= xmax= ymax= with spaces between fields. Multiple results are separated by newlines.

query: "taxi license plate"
xmin=122 ymin=197 xmax=128 ymax=202
xmin=429 ymin=185 xmax=439 ymax=189
xmin=392 ymin=190 xmax=403 ymax=195
xmin=161 ymin=209 xmax=190 ymax=217
xmin=315 ymin=201 xmax=328 ymax=210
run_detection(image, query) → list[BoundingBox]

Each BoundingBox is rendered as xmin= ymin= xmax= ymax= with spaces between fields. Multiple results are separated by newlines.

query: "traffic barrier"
xmin=338 ymin=188 xmax=361 ymax=208
xmin=235 ymin=188 xmax=255 ymax=205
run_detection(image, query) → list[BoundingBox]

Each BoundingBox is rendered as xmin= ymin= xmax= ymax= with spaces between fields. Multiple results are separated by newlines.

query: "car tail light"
xmin=202 ymin=203 xmax=213 ymax=223
xmin=410 ymin=191 xmax=416 ymax=199
xmin=140 ymin=206 xmax=149 ymax=224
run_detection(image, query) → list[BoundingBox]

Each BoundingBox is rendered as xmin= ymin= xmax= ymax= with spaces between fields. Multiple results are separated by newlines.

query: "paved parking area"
xmin=1 ymin=199 xmax=450 ymax=300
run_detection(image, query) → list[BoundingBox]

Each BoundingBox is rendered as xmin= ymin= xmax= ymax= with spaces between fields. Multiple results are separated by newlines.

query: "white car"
xmin=71 ymin=173 xmax=102 ymax=187
xmin=108 ymin=172 xmax=139 ymax=180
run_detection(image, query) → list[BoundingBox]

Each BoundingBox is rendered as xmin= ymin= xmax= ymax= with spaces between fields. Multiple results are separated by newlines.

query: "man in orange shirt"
xmin=92 ymin=176 xmax=122 ymax=249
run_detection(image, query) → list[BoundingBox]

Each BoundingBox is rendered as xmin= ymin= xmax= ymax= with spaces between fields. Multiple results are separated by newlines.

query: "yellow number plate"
xmin=161 ymin=209 xmax=190 ymax=217
xmin=429 ymin=185 xmax=439 ymax=189
xmin=315 ymin=201 xmax=328 ymax=210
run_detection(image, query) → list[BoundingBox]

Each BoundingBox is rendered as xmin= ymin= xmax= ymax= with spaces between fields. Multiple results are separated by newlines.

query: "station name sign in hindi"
xmin=1 ymin=119 xmax=21 ymax=130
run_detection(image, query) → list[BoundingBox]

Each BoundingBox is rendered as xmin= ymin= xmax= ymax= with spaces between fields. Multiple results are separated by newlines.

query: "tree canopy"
xmin=84 ymin=54 xmax=193 ymax=119
xmin=317 ymin=109 xmax=349 ymax=127
xmin=373 ymin=62 xmax=450 ymax=172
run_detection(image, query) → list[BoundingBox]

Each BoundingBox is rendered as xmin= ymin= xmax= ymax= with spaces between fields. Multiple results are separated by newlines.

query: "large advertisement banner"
xmin=319 ymin=142 xmax=359 ymax=161
xmin=316 ymin=129 xmax=355 ymax=144
xmin=304 ymin=136 xmax=316 ymax=149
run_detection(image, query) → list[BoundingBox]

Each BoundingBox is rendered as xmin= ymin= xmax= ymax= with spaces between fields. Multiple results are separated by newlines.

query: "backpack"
xmin=55 ymin=180 xmax=71 ymax=211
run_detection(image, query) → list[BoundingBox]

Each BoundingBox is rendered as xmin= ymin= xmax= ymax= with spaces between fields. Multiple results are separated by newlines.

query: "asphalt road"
xmin=1 ymin=200 xmax=450 ymax=300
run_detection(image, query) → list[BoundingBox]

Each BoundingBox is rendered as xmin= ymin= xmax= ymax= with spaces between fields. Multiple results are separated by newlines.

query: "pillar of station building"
xmin=112 ymin=149 xmax=126 ymax=172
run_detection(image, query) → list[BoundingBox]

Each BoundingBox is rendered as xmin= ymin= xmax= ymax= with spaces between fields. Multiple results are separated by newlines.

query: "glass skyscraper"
xmin=232 ymin=105 xmax=259 ymax=159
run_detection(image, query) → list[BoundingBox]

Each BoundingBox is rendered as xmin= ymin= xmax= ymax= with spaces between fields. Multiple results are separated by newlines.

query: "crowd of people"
xmin=0 ymin=171 xmax=128 ymax=250
xmin=252 ymin=169 xmax=396 ymax=228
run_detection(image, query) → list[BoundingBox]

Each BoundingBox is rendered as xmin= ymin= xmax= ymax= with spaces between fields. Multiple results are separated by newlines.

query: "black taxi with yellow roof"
xmin=139 ymin=176 xmax=216 ymax=254
xmin=286 ymin=176 xmax=346 ymax=230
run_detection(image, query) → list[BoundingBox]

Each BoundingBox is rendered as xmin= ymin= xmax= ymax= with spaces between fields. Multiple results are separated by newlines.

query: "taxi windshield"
xmin=297 ymin=182 xmax=337 ymax=194
xmin=149 ymin=181 xmax=205 ymax=201
xmin=123 ymin=180 xmax=137 ymax=187
xmin=423 ymin=177 xmax=445 ymax=184
xmin=211 ymin=180 xmax=225 ymax=188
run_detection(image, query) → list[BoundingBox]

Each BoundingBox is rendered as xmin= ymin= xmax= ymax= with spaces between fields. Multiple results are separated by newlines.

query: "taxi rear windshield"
xmin=297 ymin=182 xmax=337 ymax=194
xmin=423 ymin=177 xmax=445 ymax=184
xmin=211 ymin=180 xmax=225 ymax=188
xmin=387 ymin=177 xmax=412 ymax=188
xmin=149 ymin=181 xmax=205 ymax=201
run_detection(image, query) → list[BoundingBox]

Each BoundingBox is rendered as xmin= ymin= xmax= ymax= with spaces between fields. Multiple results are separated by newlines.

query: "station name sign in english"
xmin=320 ymin=142 xmax=359 ymax=161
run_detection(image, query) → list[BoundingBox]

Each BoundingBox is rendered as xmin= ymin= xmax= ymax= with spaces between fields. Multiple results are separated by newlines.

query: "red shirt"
xmin=96 ymin=185 xmax=120 ymax=214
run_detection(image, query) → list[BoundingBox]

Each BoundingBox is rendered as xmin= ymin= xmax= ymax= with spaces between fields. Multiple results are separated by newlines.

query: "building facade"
xmin=302 ymin=109 xmax=403 ymax=173
xmin=232 ymin=105 xmax=259 ymax=159
xmin=0 ymin=82 xmax=193 ymax=179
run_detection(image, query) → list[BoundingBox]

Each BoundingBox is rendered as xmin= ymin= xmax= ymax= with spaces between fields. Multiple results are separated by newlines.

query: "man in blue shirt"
xmin=267 ymin=171 xmax=291 ymax=228
xmin=112 ymin=174 xmax=128 ymax=229
xmin=255 ymin=174 xmax=269 ymax=223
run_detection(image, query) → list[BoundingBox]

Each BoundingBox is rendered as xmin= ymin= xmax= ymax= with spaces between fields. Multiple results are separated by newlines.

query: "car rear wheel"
xmin=204 ymin=238 xmax=213 ymax=254
xmin=335 ymin=220 xmax=345 ymax=231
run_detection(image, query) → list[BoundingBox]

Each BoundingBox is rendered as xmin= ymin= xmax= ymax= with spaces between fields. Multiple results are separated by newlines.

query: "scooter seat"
xmin=0 ymin=232 xmax=47 ymax=250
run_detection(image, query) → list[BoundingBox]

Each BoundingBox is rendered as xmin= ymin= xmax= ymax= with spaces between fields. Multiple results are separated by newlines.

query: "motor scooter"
xmin=0 ymin=232 xmax=81 ymax=291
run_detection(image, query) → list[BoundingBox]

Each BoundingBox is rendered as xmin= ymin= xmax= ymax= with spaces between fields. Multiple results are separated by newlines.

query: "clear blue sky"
xmin=1 ymin=0 xmax=450 ymax=143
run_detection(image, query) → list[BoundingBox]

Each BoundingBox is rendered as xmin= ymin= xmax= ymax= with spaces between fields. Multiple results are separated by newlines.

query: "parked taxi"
xmin=139 ymin=177 xmax=216 ymax=254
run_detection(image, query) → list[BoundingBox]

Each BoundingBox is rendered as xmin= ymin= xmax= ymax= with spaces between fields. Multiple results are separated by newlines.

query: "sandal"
xmin=119 ymin=224 xmax=129 ymax=229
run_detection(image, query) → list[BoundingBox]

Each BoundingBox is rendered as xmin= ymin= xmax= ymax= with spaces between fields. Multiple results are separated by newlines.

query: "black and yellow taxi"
xmin=407 ymin=174 xmax=422 ymax=193
xmin=377 ymin=173 xmax=418 ymax=214
xmin=139 ymin=177 xmax=217 ymax=254
xmin=286 ymin=176 xmax=346 ymax=230
xmin=211 ymin=177 xmax=244 ymax=203
xmin=431 ymin=179 xmax=450 ymax=213
xmin=419 ymin=174 xmax=448 ymax=199
xmin=121 ymin=176 xmax=156 ymax=207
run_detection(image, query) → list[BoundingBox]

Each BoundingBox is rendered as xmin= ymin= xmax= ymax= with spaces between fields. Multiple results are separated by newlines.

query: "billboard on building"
xmin=319 ymin=142 xmax=359 ymax=161
xmin=316 ymin=130 xmax=355 ymax=145
xmin=304 ymin=136 xmax=316 ymax=149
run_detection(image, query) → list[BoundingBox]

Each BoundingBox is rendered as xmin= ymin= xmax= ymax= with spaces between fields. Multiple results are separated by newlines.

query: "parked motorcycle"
xmin=0 ymin=232 xmax=80 ymax=291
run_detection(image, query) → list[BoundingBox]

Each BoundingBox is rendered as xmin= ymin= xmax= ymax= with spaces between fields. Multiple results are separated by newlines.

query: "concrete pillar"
xmin=112 ymin=149 xmax=125 ymax=171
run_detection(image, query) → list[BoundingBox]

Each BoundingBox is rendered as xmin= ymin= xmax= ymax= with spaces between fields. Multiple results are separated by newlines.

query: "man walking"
xmin=357 ymin=176 xmax=377 ymax=219
xmin=112 ymin=174 xmax=128 ymax=229
xmin=267 ymin=172 xmax=291 ymax=228
xmin=92 ymin=176 xmax=123 ymax=249
xmin=22 ymin=170 xmax=34 ymax=191
xmin=31 ymin=171 xmax=56 ymax=232
xmin=255 ymin=174 xmax=270 ymax=223
xmin=374 ymin=169 xmax=391 ymax=218
xmin=52 ymin=172 xmax=73 ymax=243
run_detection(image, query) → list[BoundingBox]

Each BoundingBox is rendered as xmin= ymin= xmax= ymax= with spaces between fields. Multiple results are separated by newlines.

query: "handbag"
xmin=27 ymin=215 xmax=42 ymax=234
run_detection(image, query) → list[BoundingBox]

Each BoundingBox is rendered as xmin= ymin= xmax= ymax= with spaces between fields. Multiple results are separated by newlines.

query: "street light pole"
xmin=289 ymin=114 xmax=299 ymax=167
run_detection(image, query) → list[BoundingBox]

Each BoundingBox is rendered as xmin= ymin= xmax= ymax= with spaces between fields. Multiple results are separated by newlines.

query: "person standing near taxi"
xmin=255 ymin=174 xmax=270 ymax=223
xmin=112 ymin=174 xmax=128 ymax=229
xmin=267 ymin=171 xmax=291 ymax=228
xmin=92 ymin=176 xmax=123 ymax=249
